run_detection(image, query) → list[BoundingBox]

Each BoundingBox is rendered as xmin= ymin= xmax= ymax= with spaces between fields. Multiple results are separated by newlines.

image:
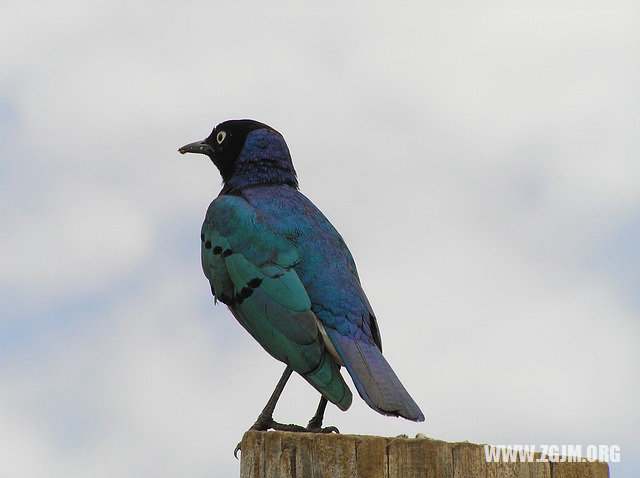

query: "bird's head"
xmin=179 ymin=119 xmax=298 ymax=191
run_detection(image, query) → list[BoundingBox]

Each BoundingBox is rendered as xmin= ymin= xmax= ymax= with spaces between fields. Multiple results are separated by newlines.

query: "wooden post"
xmin=239 ymin=431 xmax=609 ymax=478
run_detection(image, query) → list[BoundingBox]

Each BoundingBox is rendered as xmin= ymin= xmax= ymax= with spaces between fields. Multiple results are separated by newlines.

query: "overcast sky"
xmin=1 ymin=2 xmax=639 ymax=476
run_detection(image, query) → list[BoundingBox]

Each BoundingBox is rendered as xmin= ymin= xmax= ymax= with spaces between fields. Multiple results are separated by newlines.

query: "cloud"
xmin=1 ymin=1 xmax=639 ymax=476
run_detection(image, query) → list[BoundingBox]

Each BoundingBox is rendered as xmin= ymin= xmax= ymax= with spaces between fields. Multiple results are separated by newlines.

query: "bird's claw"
xmin=233 ymin=417 xmax=340 ymax=457
xmin=306 ymin=413 xmax=339 ymax=434
xmin=307 ymin=425 xmax=339 ymax=434
xmin=250 ymin=414 xmax=307 ymax=433
xmin=233 ymin=418 xmax=306 ymax=458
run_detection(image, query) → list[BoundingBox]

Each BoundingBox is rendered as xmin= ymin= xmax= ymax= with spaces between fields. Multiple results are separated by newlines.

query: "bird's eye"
xmin=216 ymin=131 xmax=227 ymax=144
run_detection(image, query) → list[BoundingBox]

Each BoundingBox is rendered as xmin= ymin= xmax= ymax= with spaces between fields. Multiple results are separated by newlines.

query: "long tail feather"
xmin=331 ymin=333 xmax=425 ymax=421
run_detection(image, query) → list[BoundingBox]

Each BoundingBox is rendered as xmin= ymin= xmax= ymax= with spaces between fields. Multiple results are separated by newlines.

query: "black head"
xmin=179 ymin=119 xmax=297 ymax=190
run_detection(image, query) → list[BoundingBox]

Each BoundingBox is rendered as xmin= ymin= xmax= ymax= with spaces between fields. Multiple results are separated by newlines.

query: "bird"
xmin=179 ymin=119 xmax=424 ymax=441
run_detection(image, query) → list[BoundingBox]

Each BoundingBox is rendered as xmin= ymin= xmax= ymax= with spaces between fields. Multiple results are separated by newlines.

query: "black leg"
xmin=234 ymin=367 xmax=341 ymax=457
xmin=234 ymin=365 xmax=305 ymax=458
xmin=248 ymin=365 xmax=306 ymax=432
xmin=306 ymin=396 xmax=339 ymax=434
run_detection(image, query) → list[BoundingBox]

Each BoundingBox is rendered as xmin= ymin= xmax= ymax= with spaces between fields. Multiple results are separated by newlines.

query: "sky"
xmin=1 ymin=1 xmax=639 ymax=476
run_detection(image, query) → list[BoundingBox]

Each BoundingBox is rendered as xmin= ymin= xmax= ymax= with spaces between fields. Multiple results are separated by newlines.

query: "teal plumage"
xmin=181 ymin=119 xmax=424 ymax=428
xmin=201 ymin=195 xmax=352 ymax=410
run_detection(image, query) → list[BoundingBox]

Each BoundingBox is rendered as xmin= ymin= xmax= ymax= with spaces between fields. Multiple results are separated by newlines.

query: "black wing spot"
xmin=213 ymin=246 xmax=223 ymax=255
xmin=247 ymin=278 xmax=263 ymax=289
xmin=222 ymin=249 xmax=233 ymax=257
xmin=219 ymin=293 xmax=235 ymax=306
xmin=205 ymin=240 xmax=212 ymax=249
xmin=235 ymin=286 xmax=254 ymax=304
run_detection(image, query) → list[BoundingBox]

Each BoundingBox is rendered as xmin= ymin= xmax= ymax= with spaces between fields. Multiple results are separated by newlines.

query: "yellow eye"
xmin=216 ymin=131 xmax=227 ymax=144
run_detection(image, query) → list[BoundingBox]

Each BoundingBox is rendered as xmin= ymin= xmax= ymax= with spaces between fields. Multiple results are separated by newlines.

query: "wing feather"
xmin=200 ymin=195 xmax=352 ymax=410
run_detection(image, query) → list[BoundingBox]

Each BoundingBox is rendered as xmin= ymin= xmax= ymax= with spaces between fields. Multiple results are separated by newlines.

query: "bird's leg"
xmin=306 ymin=396 xmax=339 ymax=434
xmin=234 ymin=365 xmax=306 ymax=458
xmin=248 ymin=365 xmax=306 ymax=432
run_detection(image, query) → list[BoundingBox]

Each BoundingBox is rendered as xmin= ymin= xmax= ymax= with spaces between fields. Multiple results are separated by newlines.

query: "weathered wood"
xmin=239 ymin=431 xmax=609 ymax=478
xmin=551 ymin=460 xmax=609 ymax=478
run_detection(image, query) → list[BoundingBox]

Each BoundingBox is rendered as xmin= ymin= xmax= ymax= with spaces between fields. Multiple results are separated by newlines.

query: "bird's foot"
xmin=251 ymin=413 xmax=307 ymax=433
xmin=306 ymin=424 xmax=339 ymax=433
xmin=233 ymin=421 xmax=339 ymax=458
xmin=306 ymin=415 xmax=339 ymax=434
xmin=233 ymin=414 xmax=309 ymax=458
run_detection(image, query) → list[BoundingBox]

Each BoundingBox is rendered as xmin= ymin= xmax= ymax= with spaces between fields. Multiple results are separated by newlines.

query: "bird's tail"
xmin=330 ymin=333 xmax=425 ymax=421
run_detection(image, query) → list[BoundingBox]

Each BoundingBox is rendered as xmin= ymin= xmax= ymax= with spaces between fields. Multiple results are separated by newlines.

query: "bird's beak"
xmin=178 ymin=140 xmax=214 ymax=156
